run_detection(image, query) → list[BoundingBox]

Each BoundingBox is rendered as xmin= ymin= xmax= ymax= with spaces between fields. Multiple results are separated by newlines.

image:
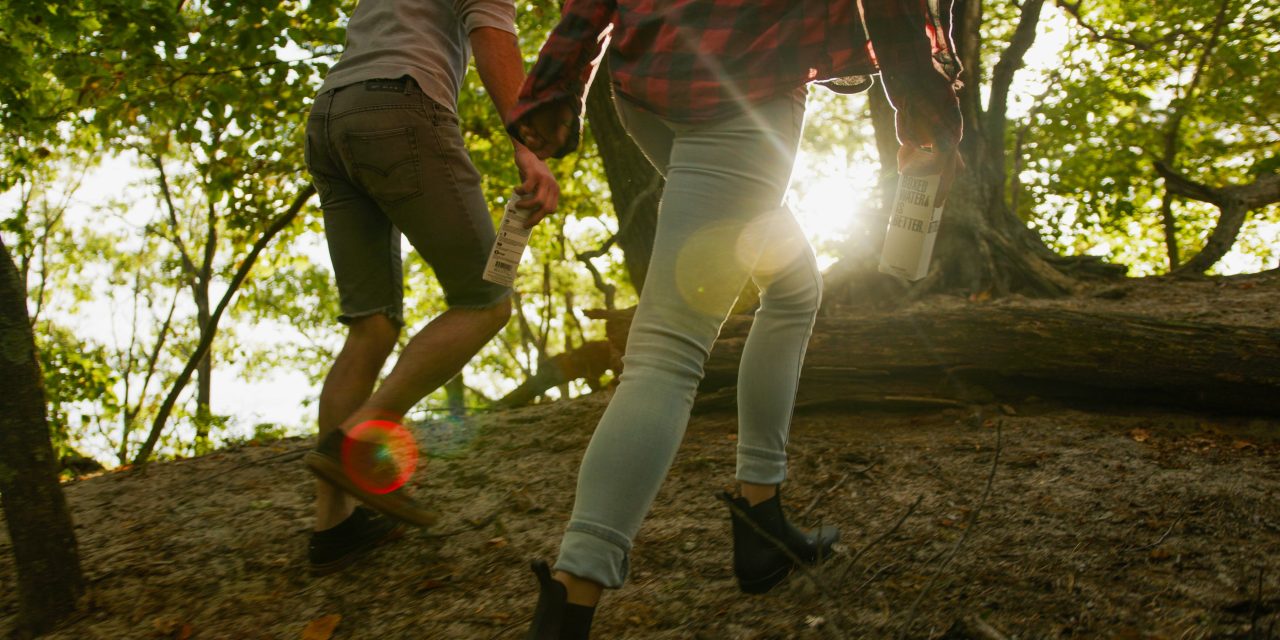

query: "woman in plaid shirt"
xmin=509 ymin=1 xmax=963 ymax=636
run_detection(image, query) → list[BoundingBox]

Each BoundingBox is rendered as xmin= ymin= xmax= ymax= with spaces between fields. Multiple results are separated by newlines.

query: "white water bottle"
xmin=878 ymin=172 xmax=944 ymax=281
xmin=482 ymin=191 xmax=534 ymax=287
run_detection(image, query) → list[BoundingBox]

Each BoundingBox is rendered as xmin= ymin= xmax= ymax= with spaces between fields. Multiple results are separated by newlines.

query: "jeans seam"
xmin=428 ymin=120 xmax=487 ymax=298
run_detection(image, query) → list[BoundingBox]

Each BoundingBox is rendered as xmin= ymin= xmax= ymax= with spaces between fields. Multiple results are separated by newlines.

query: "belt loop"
xmin=403 ymin=75 xmax=412 ymax=96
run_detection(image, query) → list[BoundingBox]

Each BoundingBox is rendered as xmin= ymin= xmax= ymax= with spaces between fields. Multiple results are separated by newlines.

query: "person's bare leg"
xmin=553 ymin=571 xmax=604 ymax=607
xmin=315 ymin=314 xmax=399 ymax=531
xmin=338 ymin=298 xmax=512 ymax=431
xmin=739 ymin=482 xmax=778 ymax=507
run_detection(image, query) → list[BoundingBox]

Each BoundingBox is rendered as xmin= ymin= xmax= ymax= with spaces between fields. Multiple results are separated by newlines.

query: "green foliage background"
xmin=0 ymin=0 xmax=1275 ymax=467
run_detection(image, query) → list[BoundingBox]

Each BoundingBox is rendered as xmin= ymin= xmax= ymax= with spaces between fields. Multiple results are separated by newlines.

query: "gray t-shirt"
xmin=318 ymin=0 xmax=516 ymax=112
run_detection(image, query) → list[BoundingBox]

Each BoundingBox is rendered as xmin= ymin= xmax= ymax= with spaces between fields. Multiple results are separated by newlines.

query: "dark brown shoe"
xmin=305 ymin=429 xmax=439 ymax=528
xmin=308 ymin=507 xmax=406 ymax=576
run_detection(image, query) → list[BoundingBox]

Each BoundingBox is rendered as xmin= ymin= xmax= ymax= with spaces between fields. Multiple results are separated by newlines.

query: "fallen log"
xmin=588 ymin=306 xmax=1280 ymax=416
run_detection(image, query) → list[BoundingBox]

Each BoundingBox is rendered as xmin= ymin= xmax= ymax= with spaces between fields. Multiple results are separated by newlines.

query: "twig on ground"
xmin=836 ymin=495 xmax=924 ymax=584
xmin=1251 ymin=564 xmax=1264 ymax=640
xmin=848 ymin=559 xmax=904 ymax=599
xmin=1128 ymin=514 xmax=1183 ymax=552
xmin=849 ymin=462 xmax=877 ymax=478
xmin=420 ymin=511 xmax=500 ymax=539
xmin=800 ymin=472 xmax=850 ymax=520
xmin=489 ymin=617 xmax=531 ymax=640
xmin=897 ymin=421 xmax=1003 ymax=640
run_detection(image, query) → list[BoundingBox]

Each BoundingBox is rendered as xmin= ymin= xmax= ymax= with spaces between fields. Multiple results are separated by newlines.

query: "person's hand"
xmin=513 ymin=144 xmax=560 ymax=228
xmin=898 ymin=143 xmax=965 ymax=207
xmin=515 ymin=100 xmax=575 ymax=160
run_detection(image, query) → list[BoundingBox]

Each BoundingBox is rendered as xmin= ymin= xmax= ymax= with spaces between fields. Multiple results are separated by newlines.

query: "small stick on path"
xmin=800 ymin=472 xmax=850 ymax=520
xmin=897 ymin=421 xmax=1003 ymax=640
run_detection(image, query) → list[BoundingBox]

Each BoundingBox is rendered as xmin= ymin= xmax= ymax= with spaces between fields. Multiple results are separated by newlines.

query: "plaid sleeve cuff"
xmin=506 ymin=94 xmax=583 ymax=159
xmin=888 ymin=76 xmax=962 ymax=151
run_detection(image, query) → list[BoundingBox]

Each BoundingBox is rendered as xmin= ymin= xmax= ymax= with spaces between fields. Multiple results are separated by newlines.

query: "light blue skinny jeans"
xmin=555 ymin=89 xmax=822 ymax=588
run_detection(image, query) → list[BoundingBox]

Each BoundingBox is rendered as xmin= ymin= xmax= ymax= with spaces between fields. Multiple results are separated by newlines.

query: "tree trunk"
xmin=592 ymin=306 xmax=1280 ymax=416
xmin=584 ymin=57 xmax=661 ymax=293
xmin=444 ymin=374 xmax=467 ymax=418
xmin=0 ymin=236 xmax=85 ymax=637
xmin=133 ymin=185 xmax=315 ymax=465
xmin=826 ymin=0 xmax=1124 ymax=304
xmin=193 ymin=281 xmax=213 ymax=446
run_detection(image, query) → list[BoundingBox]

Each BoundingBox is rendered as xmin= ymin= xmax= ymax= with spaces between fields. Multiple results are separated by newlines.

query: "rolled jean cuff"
xmin=554 ymin=521 xmax=632 ymax=589
xmin=337 ymin=305 xmax=405 ymax=328
xmin=736 ymin=444 xmax=788 ymax=485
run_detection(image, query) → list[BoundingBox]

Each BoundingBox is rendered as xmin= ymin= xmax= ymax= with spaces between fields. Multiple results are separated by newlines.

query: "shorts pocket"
xmin=344 ymin=127 xmax=422 ymax=206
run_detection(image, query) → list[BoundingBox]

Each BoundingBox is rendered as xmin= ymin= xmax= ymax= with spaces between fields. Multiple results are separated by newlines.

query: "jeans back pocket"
xmin=343 ymin=127 xmax=423 ymax=206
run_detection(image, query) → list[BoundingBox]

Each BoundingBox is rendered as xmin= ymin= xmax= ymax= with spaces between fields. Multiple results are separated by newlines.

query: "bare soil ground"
xmin=2 ymin=276 xmax=1278 ymax=639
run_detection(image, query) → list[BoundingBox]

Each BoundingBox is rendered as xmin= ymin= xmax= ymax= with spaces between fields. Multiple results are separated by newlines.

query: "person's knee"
xmin=762 ymin=272 xmax=822 ymax=316
xmin=345 ymin=313 xmax=400 ymax=359
xmin=482 ymin=296 xmax=513 ymax=332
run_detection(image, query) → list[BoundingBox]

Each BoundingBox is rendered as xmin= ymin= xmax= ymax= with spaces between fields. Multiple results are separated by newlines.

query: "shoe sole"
xmin=304 ymin=451 xmax=440 ymax=528
xmin=737 ymin=563 xmax=794 ymax=594
xmin=309 ymin=522 xmax=407 ymax=577
xmin=736 ymin=535 xmax=840 ymax=595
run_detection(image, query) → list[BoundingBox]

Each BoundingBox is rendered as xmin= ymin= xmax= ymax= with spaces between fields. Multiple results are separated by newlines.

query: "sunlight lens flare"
xmin=340 ymin=419 xmax=419 ymax=495
xmin=734 ymin=211 xmax=808 ymax=280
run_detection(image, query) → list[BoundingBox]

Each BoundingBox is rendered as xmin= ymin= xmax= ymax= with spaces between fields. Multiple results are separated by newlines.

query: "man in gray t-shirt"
xmin=301 ymin=0 xmax=558 ymax=575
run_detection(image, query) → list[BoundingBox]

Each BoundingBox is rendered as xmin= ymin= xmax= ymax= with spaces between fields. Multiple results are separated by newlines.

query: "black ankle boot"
xmin=723 ymin=491 xmax=840 ymax=594
xmin=525 ymin=560 xmax=596 ymax=640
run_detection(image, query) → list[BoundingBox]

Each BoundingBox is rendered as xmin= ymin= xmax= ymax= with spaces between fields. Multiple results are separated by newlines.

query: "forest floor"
xmin=2 ymin=275 xmax=1279 ymax=640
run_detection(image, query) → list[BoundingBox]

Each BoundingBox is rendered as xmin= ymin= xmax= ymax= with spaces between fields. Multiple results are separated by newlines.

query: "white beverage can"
xmin=878 ymin=172 xmax=943 ymax=281
xmin=482 ymin=192 xmax=534 ymax=287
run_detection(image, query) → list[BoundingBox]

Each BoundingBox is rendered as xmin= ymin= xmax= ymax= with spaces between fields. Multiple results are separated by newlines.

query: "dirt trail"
xmin=2 ymin=390 xmax=1278 ymax=639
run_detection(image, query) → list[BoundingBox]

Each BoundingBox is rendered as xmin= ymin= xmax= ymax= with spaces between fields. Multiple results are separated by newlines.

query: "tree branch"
xmin=149 ymin=153 xmax=199 ymax=280
xmin=1056 ymin=0 xmax=1158 ymax=51
xmin=1157 ymin=0 xmax=1235 ymax=270
xmin=985 ymin=0 xmax=1046 ymax=184
xmin=132 ymin=185 xmax=315 ymax=465
xmin=1155 ymin=162 xmax=1280 ymax=275
xmin=572 ymin=235 xmax=618 ymax=311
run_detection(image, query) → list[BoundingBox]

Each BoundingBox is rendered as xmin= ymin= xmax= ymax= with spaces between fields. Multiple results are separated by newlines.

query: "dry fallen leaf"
xmin=152 ymin=616 xmax=191 ymax=639
xmin=1232 ymin=440 xmax=1256 ymax=450
xmin=487 ymin=537 xmax=509 ymax=549
xmin=1129 ymin=428 xmax=1151 ymax=443
xmin=302 ymin=614 xmax=341 ymax=640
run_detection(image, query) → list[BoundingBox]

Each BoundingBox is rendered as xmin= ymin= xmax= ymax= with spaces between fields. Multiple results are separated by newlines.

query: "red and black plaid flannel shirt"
xmin=507 ymin=0 xmax=963 ymax=158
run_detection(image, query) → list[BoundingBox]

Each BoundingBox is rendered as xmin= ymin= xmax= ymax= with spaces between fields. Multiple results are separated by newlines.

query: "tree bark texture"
xmin=591 ymin=306 xmax=1280 ymax=416
xmin=584 ymin=57 xmax=661 ymax=293
xmin=0 ymin=236 xmax=85 ymax=637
